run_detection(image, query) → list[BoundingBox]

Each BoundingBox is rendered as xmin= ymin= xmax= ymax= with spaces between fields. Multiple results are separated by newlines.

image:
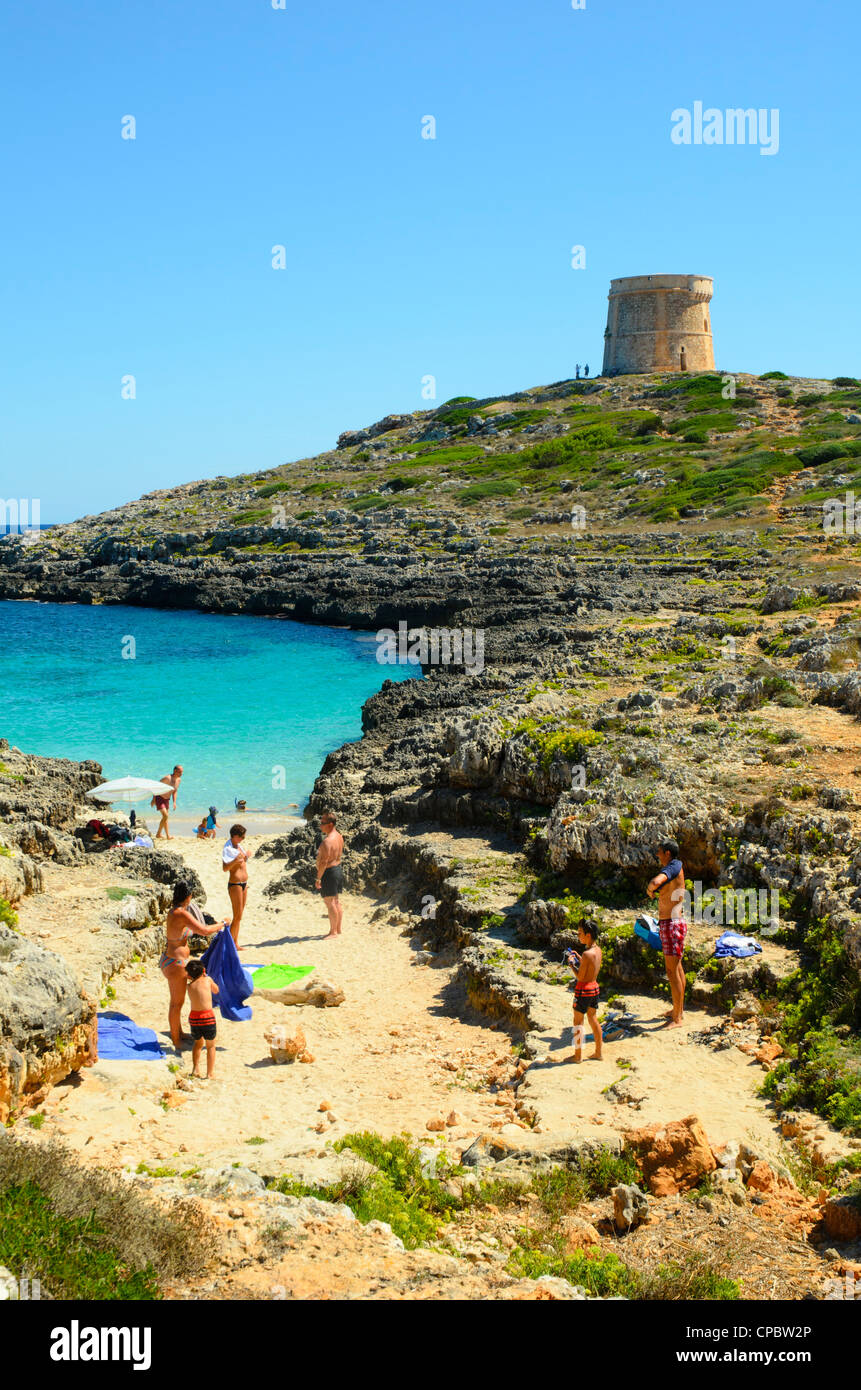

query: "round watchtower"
xmin=601 ymin=274 xmax=714 ymax=376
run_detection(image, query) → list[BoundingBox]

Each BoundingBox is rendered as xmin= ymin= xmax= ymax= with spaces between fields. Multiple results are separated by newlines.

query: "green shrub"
xmin=457 ymin=479 xmax=519 ymax=504
xmin=762 ymin=912 xmax=861 ymax=1133
xmin=795 ymin=440 xmax=861 ymax=468
xmin=272 ymin=1132 xmax=463 ymax=1249
xmin=507 ymin=1243 xmax=637 ymax=1296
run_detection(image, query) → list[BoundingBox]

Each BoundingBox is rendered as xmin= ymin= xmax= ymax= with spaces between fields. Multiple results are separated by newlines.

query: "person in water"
xmin=647 ymin=838 xmax=687 ymax=1027
xmin=184 ymin=958 xmax=220 ymax=1080
xmin=567 ymin=920 xmax=603 ymax=1062
xmin=159 ymin=880 xmax=221 ymax=1048
xmin=222 ymin=823 xmax=252 ymax=948
xmin=153 ymin=765 xmax=183 ymax=841
xmin=315 ymin=810 xmax=344 ymax=939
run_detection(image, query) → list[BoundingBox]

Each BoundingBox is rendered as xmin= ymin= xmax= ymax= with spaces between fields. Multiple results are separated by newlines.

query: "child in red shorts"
xmin=185 ymin=958 xmax=220 ymax=1080
xmin=567 ymin=921 xmax=603 ymax=1062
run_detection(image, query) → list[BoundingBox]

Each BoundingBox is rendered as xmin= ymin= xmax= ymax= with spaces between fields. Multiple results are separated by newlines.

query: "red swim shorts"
xmin=658 ymin=918 xmax=688 ymax=957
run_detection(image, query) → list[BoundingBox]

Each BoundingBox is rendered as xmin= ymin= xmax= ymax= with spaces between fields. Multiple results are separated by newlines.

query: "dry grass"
xmin=0 ymin=1131 xmax=214 ymax=1296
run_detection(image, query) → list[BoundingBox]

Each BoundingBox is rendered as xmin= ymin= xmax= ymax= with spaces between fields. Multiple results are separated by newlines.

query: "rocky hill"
xmin=2 ymin=370 xmax=860 ymax=640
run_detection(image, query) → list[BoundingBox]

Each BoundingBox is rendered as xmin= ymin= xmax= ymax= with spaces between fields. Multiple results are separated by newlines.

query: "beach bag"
xmin=634 ymin=913 xmax=662 ymax=951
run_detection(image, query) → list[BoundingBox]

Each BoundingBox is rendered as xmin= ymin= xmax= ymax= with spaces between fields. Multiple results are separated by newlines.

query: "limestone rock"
xmin=263 ymin=1023 xmax=308 ymax=1064
xmin=613 ymin=1182 xmax=650 ymax=1231
xmin=762 ymin=584 xmax=811 ymax=614
xmin=824 ymin=1195 xmax=861 ymax=1242
xmin=563 ymin=1215 xmax=602 ymax=1248
xmin=254 ymin=977 xmax=344 ymax=1008
xmin=111 ymin=846 xmax=206 ymax=905
xmin=622 ymin=1115 xmax=717 ymax=1196
xmin=0 ymin=925 xmax=96 ymax=1122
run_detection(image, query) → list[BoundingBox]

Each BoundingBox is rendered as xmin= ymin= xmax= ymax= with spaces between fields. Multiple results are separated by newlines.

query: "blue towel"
xmin=97 ymin=1011 xmax=164 ymax=1061
xmin=201 ymin=928 xmax=254 ymax=1021
xmin=714 ymin=931 xmax=762 ymax=959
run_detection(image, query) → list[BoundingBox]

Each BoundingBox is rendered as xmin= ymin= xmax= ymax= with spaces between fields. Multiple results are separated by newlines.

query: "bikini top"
xmin=165 ymin=914 xmax=194 ymax=948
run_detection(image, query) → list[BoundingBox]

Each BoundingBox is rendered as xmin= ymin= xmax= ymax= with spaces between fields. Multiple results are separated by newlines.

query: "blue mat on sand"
xmin=97 ymin=1011 xmax=164 ymax=1061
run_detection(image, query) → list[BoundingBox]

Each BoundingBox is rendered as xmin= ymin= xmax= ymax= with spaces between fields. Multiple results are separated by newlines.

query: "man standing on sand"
xmin=647 ymin=838 xmax=687 ymax=1028
xmin=152 ymin=765 xmax=183 ymax=840
xmin=315 ymin=810 xmax=344 ymax=939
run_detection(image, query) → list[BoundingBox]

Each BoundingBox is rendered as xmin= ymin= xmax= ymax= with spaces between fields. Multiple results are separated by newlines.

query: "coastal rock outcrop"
xmin=0 ymin=925 xmax=95 ymax=1122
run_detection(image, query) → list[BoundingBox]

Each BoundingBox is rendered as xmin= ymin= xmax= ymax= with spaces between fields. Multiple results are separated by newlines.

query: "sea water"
xmin=0 ymin=601 xmax=415 ymax=820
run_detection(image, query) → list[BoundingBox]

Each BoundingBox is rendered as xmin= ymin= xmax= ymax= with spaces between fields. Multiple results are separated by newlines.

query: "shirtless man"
xmin=315 ymin=810 xmax=344 ymax=939
xmin=647 ymin=839 xmax=687 ymax=1027
xmin=222 ymin=823 xmax=252 ymax=948
xmin=153 ymin=765 xmax=183 ymax=840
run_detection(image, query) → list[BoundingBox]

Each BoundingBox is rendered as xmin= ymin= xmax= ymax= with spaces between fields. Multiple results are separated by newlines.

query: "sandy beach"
xmin=16 ymin=830 xmax=789 ymax=1180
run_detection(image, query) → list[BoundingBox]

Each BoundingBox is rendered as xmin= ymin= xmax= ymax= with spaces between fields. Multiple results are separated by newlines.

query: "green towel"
xmin=251 ymin=963 xmax=315 ymax=990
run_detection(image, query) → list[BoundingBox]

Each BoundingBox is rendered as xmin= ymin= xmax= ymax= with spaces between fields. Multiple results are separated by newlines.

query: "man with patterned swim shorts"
xmin=647 ymin=839 xmax=687 ymax=1028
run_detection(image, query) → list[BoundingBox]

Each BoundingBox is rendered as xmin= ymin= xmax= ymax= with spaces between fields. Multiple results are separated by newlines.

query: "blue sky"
xmin=1 ymin=0 xmax=858 ymax=521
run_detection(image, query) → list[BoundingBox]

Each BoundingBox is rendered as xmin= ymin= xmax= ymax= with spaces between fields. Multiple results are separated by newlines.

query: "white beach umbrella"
xmin=86 ymin=776 xmax=175 ymax=803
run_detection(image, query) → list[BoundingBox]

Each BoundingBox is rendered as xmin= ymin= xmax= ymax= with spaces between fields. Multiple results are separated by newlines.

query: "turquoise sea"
xmin=0 ymin=601 xmax=415 ymax=819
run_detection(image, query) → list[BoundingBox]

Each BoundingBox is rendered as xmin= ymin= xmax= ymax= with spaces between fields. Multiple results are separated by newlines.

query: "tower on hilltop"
xmin=601 ymin=274 xmax=715 ymax=376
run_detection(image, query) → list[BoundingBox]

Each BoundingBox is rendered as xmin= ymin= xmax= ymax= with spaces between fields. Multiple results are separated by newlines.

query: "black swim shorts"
xmin=574 ymin=990 xmax=600 ymax=1014
xmin=320 ymin=865 xmax=344 ymax=898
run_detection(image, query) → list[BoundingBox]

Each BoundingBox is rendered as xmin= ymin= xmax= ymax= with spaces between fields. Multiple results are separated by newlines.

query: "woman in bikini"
xmin=222 ymin=823 xmax=252 ymax=948
xmin=160 ymin=881 xmax=222 ymax=1048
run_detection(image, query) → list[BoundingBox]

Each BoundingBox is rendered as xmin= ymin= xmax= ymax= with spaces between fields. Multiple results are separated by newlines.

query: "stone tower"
xmin=601 ymin=274 xmax=714 ymax=376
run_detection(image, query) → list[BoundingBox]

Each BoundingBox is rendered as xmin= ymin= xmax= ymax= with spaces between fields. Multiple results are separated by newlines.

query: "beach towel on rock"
xmin=714 ymin=931 xmax=762 ymax=960
xmin=97 ymin=1011 xmax=164 ymax=1061
xmin=201 ymin=929 xmax=254 ymax=1021
xmin=250 ymin=963 xmax=315 ymax=991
